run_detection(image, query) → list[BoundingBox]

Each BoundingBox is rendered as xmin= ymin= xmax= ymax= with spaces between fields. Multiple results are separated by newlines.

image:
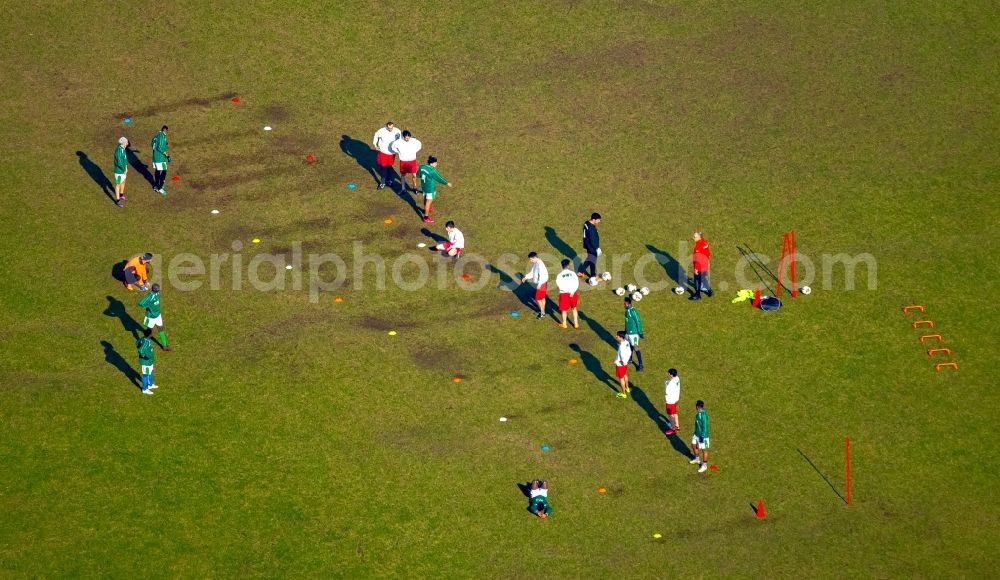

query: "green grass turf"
xmin=1 ymin=0 xmax=998 ymax=576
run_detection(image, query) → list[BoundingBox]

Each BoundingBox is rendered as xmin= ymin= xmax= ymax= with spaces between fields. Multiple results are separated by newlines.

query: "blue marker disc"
xmin=510 ymin=311 xmax=519 ymax=317
xmin=123 ymin=117 xmax=132 ymax=124
xmin=541 ymin=444 xmax=551 ymax=452
xmin=347 ymin=182 xmax=357 ymax=190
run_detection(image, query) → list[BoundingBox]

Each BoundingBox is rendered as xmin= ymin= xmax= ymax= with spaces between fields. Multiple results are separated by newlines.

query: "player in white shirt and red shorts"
xmin=432 ymin=221 xmax=464 ymax=258
xmin=664 ymin=368 xmax=681 ymax=435
xmin=555 ymin=259 xmax=580 ymax=329
xmin=614 ymin=331 xmax=633 ymax=400
xmin=372 ymin=121 xmax=401 ymax=189
xmin=521 ymin=252 xmax=549 ymax=320
xmin=392 ymin=130 xmax=422 ymax=194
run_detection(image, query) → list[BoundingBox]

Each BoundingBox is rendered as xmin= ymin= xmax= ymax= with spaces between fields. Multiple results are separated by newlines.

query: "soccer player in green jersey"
xmin=138 ymin=283 xmax=171 ymax=351
xmin=528 ymin=479 xmax=552 ymax=519
xmin=150 ymin=125 xmax=170 ymax=196
xmin=689 ymin=400 xmax=710 ymax=473
xmin=137 ymin=328 xmax=157 ymax=395
xmin=113 ymin=137 xmax=129 ymax=207
xmin=417 ymin=156 xmax=452 ymax=223
xmin=624 ymin=297 xmax=644 ymax=372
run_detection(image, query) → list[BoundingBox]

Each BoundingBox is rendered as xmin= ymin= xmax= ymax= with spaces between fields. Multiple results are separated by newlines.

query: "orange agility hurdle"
xmin=902 ymin=305 xmax=925 ymax=314
xmin=927 ymin=348 xmax=951 ymax=358
xmin=919 ymin=334 xmax=942 ymax=344
xmin=911 ymin=320 xmax=933 ymax=329
xmin=935 ymin=362 xmax=958 ymax=372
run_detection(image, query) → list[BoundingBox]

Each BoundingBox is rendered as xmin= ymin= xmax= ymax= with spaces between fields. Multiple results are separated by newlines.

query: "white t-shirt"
xmin=664 ymin=376 xmax=680 ymax=404
xmin=615 ymin=341 xmax=632 ymax=366
xmin=373 ymin=127 xmax=401 ymax=155
xmin=392 ymin=137 xmax=422 ymax=161
xmin=530 ymin=488 xmax=548 ymax=498
xmin=447 ymin=228 xmax=465 ymax=249
xmin=555 ymin=269 xmax=579 ymax=294
xmin=526 ymin=260 xmax=549 ymax=287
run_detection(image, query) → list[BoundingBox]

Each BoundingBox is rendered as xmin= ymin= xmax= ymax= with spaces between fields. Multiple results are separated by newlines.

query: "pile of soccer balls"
xmin=613 ymin=282 xmax=650 ymax=302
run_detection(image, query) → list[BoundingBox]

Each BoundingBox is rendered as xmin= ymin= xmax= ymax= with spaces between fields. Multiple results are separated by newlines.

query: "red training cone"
xmin=755 ymin=499 xmax=766 ymax=519
xmin=752 ymin=288 xmax=761 ymax=308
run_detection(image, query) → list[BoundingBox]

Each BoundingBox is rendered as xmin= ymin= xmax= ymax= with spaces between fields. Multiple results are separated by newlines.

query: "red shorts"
xmin=665 ymin=403 xmax=678 ymax=415
xmin=399 ymin=159 xmax=417 ymax=175
xmin=442 ymin=242 xmax=462 ymax=254
xmin=534 ymin=283 xmax=547 ymax=301
xmin=558 ymin=292 xmax=578 ymax=311
xmin=376 ymin=151 xmax=395 ymax=167
xmin=615 ymin=365 xmax=628 ymax=379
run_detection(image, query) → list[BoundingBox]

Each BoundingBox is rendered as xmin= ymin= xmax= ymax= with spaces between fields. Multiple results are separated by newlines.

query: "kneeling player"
xmin=123 ymin=252 xmax=153 ymax=291
xmin=432 ymin=221 xmax=464 ymax=258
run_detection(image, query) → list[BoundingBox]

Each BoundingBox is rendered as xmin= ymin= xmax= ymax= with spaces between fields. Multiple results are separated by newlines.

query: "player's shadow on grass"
xmin=395 ymin=186 xmax=423 ymax=218
xmin=515 ymin=482 xmax=538 ymax=515
xmin=569 ymin=343 xmax=617 ymax=392
xmin=339 ymin=134 xmax=380 ymax=185
xmin=101 ymin=340 xmax=141 ymax=388
xmin=645 ymin=244 xmax=687 ymax=290
xmin=579 ymin=311 xmax=617 ymax=348
xmin=420 ymin=227 xmax=447 ymax=244
xmin=797 ymin=448 xmax=847 ymax=503
xmin=544 ymin=227 xmax=578 ymax=261
xmin=631 ymin=386 xmax=694 ymax=458
xmin=76 ymin=151 xmax=115 ymax=202
xmin=126 ymin=147 xmax=156 ymax=188
xmin=104 ymin=296 xmax=142 ymax=339
xmin=485 ymin=264 xmax=540 ymax=312
xmin=111 ymin=261 xmax=128 ymax=285
xmin=630 ymin=385 xmax=667 ymax=431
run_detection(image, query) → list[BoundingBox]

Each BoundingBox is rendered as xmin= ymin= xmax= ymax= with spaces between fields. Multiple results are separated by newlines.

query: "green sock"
xmin=158 ymin=331 xmax=168 ymax=347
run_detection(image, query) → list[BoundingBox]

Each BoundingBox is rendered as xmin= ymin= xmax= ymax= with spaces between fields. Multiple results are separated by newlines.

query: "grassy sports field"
xmin=1 ymin=1 xmax=998 ymax=576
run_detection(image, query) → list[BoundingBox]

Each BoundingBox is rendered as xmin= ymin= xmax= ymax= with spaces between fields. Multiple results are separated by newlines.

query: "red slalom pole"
xmin=845 ymin=436 xmax=851 ymax=505
xmin=790 ymin=230 xmax=797 ymax=297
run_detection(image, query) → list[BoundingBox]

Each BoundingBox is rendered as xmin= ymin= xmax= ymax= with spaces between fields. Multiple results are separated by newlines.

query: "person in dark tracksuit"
xmin=578 ymin=213 xmax=601 ymax=279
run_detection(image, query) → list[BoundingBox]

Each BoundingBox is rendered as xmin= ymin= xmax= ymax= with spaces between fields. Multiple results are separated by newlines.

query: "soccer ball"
xmin=587 ymin=276 xmax=599 ymax=286
xmin=631 ymin=292 xmax=643 ymax=302
xmin=614 ymin=287 xmax=626 ymax=296
xmin=600 ymin=271 xmax=612 ymax=281
xmin=673 ymin=286 xmax=685 ymax=295
xmin=800 ymin=286 xmax=812 ymax=295
xmin=626 ymin=283 xmax=637 ymax=292
xmin=640 ymin=287 xmax=650 ymax=295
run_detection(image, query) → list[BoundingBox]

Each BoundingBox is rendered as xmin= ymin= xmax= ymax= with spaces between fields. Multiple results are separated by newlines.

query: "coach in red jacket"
xmin=691 ymin=231 xmax=713 ymax=300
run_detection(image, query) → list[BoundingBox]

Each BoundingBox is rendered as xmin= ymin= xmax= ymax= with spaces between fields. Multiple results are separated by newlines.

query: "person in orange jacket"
xmin=123 ymin=253 xmax=153 ymax=291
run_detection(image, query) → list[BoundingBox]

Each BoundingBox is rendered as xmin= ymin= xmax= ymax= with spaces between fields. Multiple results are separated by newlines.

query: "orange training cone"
xmin=755 ymin=499 xmax=766 ymax=519
xmin=752 ymin=288 xmax=761 ymax=308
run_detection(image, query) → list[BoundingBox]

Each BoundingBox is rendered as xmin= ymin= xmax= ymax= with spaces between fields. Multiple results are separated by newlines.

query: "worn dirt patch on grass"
xmin=411 ymin=345 xmax=465 ymax=372
xmin=269 ymin=133 xmax=329 ymax=155
xmin=261 ymin=104 xmax=292 ymax=122
xmin=356 ymin=315 xmax=420 ymax=332
xmin=187 ymin=164 xmax=300 ymax=191
xmin=116 ymin=92 xmax=238 ymax=119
